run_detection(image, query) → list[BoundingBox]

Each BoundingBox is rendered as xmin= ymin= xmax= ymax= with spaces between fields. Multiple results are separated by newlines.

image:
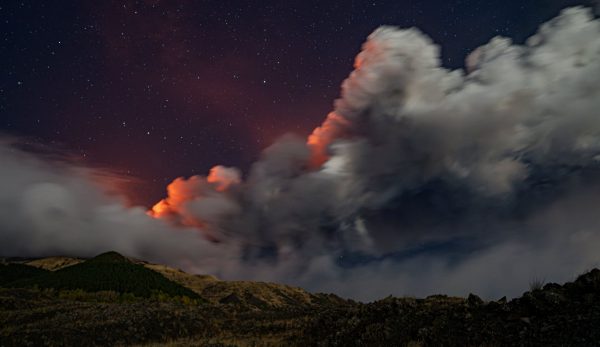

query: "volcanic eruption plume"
xmin=3 ymin=7 xmax=600 ymax=300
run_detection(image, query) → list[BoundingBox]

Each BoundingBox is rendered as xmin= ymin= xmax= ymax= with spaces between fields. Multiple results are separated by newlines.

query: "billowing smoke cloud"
xmin=0 ymin=138 xmax=235 ymax=269
xmin=3 ymin=7 xmax=600 ymax=301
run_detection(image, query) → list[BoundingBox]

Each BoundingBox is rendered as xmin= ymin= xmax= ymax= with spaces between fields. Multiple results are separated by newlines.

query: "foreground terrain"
xmin=1 ymin=252 xmax=599 ymax=346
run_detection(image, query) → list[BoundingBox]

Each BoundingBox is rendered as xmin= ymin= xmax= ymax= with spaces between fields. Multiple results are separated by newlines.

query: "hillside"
xmin=7 ymin=252 xmax=201 ymax=299
xmin=303 ymin=269 xmax=600 ymax=346
xmin=0 ymin=263 xmax=49 ymax=285
xmin=2 ymin=253 xmax=600 ymax=346
xmin=143 ymin=263 xmax=323 ymax=309
xmin=24 ymin=256 xmax=83 ymax=270
xmin=23 ymin=255 xmax=328 ymax=309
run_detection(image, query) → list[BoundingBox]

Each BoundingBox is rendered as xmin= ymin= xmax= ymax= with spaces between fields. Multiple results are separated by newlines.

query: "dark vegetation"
xmin=302 ymin=270 xmax=600 ymax=346
xmin=0 ymin=263 xmax=49 ymax=285
xmin=1 ymin=252 xmax=600 ymax=346
xmin=3 ymin=251 xmax=201 ymax=300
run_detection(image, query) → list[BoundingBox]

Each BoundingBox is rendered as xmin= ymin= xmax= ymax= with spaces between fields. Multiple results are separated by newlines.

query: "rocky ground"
xmin=302 ymin=269 xmax=600 ymax=346
xmin=1 ymin=254 xmax=600 ymax=346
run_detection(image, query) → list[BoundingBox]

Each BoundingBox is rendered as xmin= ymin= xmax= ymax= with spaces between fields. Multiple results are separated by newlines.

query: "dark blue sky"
xmin=0 ymin=0 xmax=591 ymax=205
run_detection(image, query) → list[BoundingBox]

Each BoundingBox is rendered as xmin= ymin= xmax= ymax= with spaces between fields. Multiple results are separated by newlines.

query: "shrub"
xmin=529 ymin=276 xmax=546 ymax=291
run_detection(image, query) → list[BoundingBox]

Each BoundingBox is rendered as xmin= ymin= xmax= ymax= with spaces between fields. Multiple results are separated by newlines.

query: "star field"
xmin=0 ymin=0 xmax=591 ymax=205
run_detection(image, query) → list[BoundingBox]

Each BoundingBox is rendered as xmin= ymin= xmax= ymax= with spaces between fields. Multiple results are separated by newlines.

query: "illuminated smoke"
xmin=307 ymin=112 xmax=352 ymax=168
xmin=206 ymin=165 xmax=242 ymax=191
xmin=149 ymin=166 xmax=241 ymax=241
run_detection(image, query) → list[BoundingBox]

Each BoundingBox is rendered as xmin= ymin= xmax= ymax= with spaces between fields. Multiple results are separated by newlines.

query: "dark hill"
xmin=86 ymin=251 xmax=129 ymax=263
xmin=2 ymin=253 xmax=600 ymax=346
xmin=302 ymin=268 xmax=600 ymax=346
xmin=9 ymin=252 xmax=201 ymax=299
xmin=0 ymin=263 xmax=49 ymax=285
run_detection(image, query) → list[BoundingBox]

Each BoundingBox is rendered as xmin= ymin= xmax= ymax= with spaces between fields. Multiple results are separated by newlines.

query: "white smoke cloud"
xmin=0 ymin=138 xmax=231 ymax=269
xmin=2 ymin=7 xmax=600 ymax=301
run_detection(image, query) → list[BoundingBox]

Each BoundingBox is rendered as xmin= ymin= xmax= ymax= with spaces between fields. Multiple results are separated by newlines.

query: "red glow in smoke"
xmin=307 ymin=112 xmax=351 ymax=168
xmin=206 ymin=166 xmax=241 ymax=192
xmin=148 ymin=112 xmax=351 ymax=240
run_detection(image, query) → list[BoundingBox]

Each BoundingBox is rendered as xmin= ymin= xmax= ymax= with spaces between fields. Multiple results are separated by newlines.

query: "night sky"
xmin=0 ymin=0 xmax=592 ymax=206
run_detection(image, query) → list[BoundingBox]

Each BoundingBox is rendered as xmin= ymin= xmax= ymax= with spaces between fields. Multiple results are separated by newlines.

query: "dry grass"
xmin=22 ymin=256 xmax=319 ymax=309
xmin=24 ymin=256 xmax=83 ymax=271
xmin=140 ymin=262 xmax=316 ymax=308
xmin=132 ymin=335 xmax=291 ymax=347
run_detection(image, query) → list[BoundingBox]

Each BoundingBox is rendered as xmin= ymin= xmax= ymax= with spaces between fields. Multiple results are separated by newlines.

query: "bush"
xmin=529 ymin=277 xmax=546 ymax=291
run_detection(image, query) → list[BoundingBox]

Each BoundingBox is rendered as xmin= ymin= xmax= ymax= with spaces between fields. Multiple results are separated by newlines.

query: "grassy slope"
xmin=9 ymin=252 xmax=201 ymax=299
xmin=24 ymin=256 xmax=330 ymax=309
xmin=2 ymin=270 xmax=600 ymax=346
xmin=25 ymin=256 xmax=83 ymax=270
xmin=143 ymin=263 xmax=340 ymax=309
xmin=5 ymin=252 xmax=600 ymax=346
